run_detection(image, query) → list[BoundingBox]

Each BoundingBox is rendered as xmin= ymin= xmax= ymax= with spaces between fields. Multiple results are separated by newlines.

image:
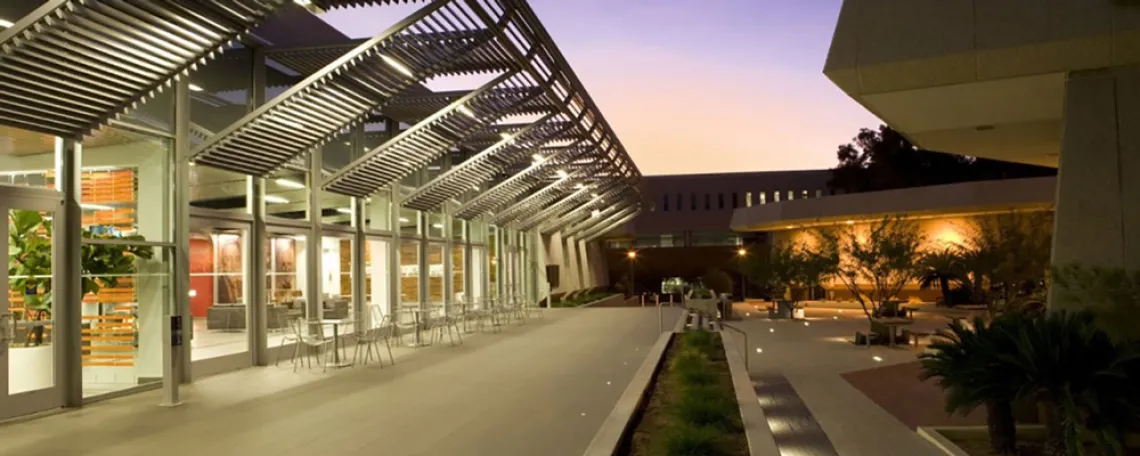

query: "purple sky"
xmin=321 ymin=1 xmax=880 ymax=176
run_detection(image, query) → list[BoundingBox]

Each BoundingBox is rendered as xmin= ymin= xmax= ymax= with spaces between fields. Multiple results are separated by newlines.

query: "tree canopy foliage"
xmin=828 ymin=125 xmax=1055 ymax=194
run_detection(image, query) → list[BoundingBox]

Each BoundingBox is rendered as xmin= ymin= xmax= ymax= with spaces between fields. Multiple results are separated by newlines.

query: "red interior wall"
xmin=190 ymin=237 xmax=215 ymax=317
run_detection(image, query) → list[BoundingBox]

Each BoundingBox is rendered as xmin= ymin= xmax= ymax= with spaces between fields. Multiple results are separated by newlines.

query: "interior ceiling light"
xmin=336 ymin=208 xmax=352 ymax=214
xmin=264 ymin=195 xmax=289 ymax=204
xmin=531 ymin=154 xmax=544 ymax=164
xmin=575 ymin=183 xmax=585 ymax=189
xmin=556 ymin=170 xmax=569 ymax=179
xmin=188 ymin=83 xmax=204 ymax=92
xmin=0 ymin=19 xmax=14 ymax=28
xmin=380 ymin=55 xmax=414 ymax=78
xmin=457 ymin=105 xmax=478 ymax=119
xmin=276 ymin=178 xmax=305 ymax=189
xmin=294 ymin=0 xmax=312 ymax=5
xmin=499 ymin=132 xmax=512 ymax=140
xmin=399 ymin=217 xmax=410 ymax=223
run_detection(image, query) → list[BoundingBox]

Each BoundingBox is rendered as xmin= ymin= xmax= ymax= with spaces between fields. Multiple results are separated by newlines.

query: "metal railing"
xmin=720 ymin=323 xmax=749 ymax=371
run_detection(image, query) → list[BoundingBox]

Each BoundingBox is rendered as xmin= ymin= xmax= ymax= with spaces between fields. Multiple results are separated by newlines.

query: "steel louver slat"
xmin=453 ymin=143 xmax=589 ymax=219
xmin=513 ymin=187 xmax=595 ymax=231
xmin=0 ymin=0 xmax=290 ymax=137
xmin=192 ymin=0 xmax=506 ymax=176
xmin=582 ymin=209 xmax=640 ymax=242
xmin=563 ymin=200 xmax=630 ymax=237
xmin=401 ymin=112 xmax=570 ymax=211
xmin=518 ymin=181 xmax=622 ymax=231
xmin=492 ymin=179 xmax=583 ymax=226
xmin=323 ymin=71 xmax=546 ymax=198
xmin=541 ymin=187 xmax=629 ymax=234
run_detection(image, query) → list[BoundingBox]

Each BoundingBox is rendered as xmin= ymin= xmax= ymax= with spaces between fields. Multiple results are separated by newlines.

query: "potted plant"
xmin=7 ymin=209 xmax=155 ymax=346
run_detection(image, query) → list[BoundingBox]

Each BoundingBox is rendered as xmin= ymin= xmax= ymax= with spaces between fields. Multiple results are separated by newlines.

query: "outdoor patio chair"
xmin=292 ymin=318 xmax=334 ymax=373
xmin=273 ymin=315 xmax=301 ymax=367
xmin=427 ymin=306 xmax=463 ymax=346
xmin=352 ymin=306 xmax=395 ymax=366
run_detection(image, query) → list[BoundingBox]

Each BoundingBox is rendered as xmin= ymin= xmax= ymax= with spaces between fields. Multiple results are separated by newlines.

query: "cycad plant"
xmin=917 ymin=247 xmax=970 ymax=306
xmin=1000 ymin=311 xmax=1140 ymax=456
xmin=920 ymin=316 xmax=1022 ymax=454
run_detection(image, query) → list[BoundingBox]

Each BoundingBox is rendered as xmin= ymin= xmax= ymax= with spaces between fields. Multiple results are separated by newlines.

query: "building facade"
xmin=597 ymin=170 xmax=833 ymax=294
xmin=0 ymin=0 xmax=641 ymax=420
xmin=824 ymin=0 xmax=1139 ymax=313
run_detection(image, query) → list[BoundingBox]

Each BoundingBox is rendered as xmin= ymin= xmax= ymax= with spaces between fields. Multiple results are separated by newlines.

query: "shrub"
xmin=651 ymin=425 xmax=729 ymax=456
xmin=672 ymin=384 xmax=740 ymax=432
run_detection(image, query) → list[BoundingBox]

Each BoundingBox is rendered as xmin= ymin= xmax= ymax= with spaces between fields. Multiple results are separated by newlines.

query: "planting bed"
xmin=621 ymin=330 xmax=748 ymax=456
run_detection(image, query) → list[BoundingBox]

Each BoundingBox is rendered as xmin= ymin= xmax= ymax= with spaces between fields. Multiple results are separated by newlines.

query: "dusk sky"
xmin=322 ymin=1 xmax=880 ymax=176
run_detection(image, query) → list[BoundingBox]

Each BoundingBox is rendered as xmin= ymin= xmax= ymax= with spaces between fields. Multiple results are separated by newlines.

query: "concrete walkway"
xmin=726 ymin=306 xmax=946 ymax=456
xmin=2 ymin=307 xmax=682 ymax=456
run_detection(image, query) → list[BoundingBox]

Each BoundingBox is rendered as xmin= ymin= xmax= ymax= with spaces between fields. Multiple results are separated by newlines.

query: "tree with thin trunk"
xmin=812 ymin=215 xmax=925 ymax=321
xmin=958 ymin=211 xmax=1052 ymax=316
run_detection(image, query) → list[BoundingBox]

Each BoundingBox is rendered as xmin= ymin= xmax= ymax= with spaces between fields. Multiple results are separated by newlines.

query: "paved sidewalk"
xmin=726 ymin=309 xmax=945 ymax=456
xmin=2 ymin=307 xmax=682 ymax=456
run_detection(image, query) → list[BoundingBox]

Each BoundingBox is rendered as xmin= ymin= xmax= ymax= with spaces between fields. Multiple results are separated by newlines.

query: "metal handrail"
xmin=720 ymin=323 xmax=749 ymax=371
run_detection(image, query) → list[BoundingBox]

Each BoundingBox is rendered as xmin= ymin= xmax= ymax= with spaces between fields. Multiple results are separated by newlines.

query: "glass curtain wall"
xmin=75 ymin=126 xmax=175 ymax=397
xmin=365 ymin=237 xmax=392 ymax=326
xmin=188 ymin=226 xmax=250 ymax=362
xmin=266 ymin=232 xmax=308 ymax=350
xmin=321 ymin=234 xmax=353 ymax=331
xmin=427 ymin=243 xmax=445 ymax=310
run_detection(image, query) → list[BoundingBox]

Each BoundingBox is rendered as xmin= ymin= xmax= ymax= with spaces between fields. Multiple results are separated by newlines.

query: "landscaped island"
xmin=622 ymin=330 xmax=747 ymax=456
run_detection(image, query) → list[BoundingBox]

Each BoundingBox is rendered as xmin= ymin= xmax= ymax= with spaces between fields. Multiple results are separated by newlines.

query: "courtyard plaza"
xmin=728 ymin=302 xmax=983 ymax=456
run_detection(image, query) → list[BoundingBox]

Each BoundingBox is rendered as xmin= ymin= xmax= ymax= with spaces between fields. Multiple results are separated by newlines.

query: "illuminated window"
xmin=802 ymin=190 xmax=809 ymax=199
xmin=774 ymin=192 xmax=781 ymax=203
xmin=815 ymin=189 xmax=823 ymax=198
xmin=759 ymin=192 xmax=767 ymax=204
xmin=787 ymin=190 xmax=794 ymax=201
xmin=746 ymin=192 xmax=753 ymax=207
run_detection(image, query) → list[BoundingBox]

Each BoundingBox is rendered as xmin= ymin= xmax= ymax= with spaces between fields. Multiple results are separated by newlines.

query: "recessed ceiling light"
xmin=556 ymin=170 xmax=569 ymax=179
xmin=0 ymin=19 xmax=14 ymax=28
xmin=265 ymin=195 xmax=289 ymax=204
xmin=188 ymin=83 xmax=204 ymax=92
xmin=336 ymin=208 xmax=352 ymax=214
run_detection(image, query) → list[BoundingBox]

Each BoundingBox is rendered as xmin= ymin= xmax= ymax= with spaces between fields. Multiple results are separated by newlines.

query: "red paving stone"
xmin=841 ymin=360 xmax=985 ymax=430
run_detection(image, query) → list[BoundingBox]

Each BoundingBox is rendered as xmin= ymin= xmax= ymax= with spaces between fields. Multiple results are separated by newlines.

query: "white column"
xmin=1050 ymin=66 xmax=1140 ymax=317
xmin=576 ymin=239 xmax=591 ymax=289
xmin=135 ymin=143 xmax=169 ymax=381
xmin=563 ymin=234 xmax=581 ymax=291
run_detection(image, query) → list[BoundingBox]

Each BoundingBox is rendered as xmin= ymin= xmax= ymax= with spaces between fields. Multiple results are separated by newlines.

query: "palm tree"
xmin=918 ymin=247 xmax=969 ymax=306
xmin=999 ymin=311 xmax=1140 ymax=456
xmin=920 ymin=316 xmax=1022 ymax=454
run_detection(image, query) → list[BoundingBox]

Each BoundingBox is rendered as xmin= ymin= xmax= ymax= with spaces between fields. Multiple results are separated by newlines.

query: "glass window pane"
xmin=80 ymin=239 xmax=173 ymax=397
xmin=8 ymin=209 xmax=55 ymax=395
xmin=321 ymin=236 xmax=353 ymax=331
xmin=399 ymin=240 xmax=419 ymax=309
xmin=366 ymin=195 xmax=391 ymax=231
xmin=365 ymin=238 xmax=391 ymax=325
xmin=190 ymin=227 xmax=250 ymax=362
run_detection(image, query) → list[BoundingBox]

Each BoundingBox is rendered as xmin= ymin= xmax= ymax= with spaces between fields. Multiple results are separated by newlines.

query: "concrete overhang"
xmin=730 ymin=177 xmax=1055 ymax=232
xmin=825 ymin=0 xmax=1140 ymax=167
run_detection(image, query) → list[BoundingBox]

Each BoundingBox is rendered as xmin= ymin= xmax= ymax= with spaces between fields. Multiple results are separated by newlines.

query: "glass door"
xmin=1 ymin=188 xmax=64 ymax=420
